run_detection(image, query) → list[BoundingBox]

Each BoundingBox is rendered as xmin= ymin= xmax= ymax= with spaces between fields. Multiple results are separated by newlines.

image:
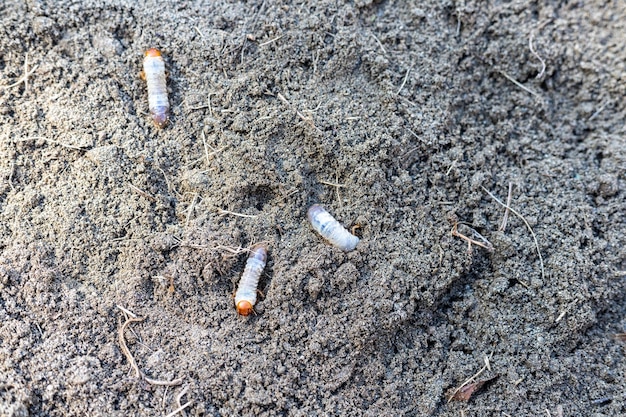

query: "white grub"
xmin=142 ymin=48 xmax=169 ymax=127
xmin=234 ymin=244 xmax=268 ymax=316
xmin=307 ymin=204 xmax=360 ymax=252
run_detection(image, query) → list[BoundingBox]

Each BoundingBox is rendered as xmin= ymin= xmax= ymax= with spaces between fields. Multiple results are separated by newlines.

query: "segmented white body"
xmin=235 ymin=245 xmax=268 ymax=316
xmin=142 ymin=48 xmax=169 ymax=127
xmin=307 ymin=204 xmax=360 ymax=252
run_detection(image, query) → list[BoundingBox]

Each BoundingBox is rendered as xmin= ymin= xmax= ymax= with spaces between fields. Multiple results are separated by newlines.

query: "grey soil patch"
xmin=1 ymin=0 xmax=624 ymax=416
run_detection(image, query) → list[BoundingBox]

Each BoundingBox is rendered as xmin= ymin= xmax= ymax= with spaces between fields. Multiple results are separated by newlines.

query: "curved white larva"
xmin=142 ymin=48 xmax=169 ymax=127
xmin=234 ymin=244 xmax=268 ymax=316
xmin=307 ymin=204 xmax=360 ymax=252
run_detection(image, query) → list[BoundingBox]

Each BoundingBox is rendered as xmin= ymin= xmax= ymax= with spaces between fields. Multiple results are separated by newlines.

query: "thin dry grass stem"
xmin=194 ymin=27 xmax=205 ymax=41
xmin=446 ymin=159 xmax=458 ymax=176
xmin=407 ymin=128 xmax=419 ymax=140
xmin=201 ymin=131 xmax=226 ymax=168
xmin=397 ymin=67 xmax=411 ymax=95
xmin=12 ymin=136 xmax=87 ymax=150
xmin=214 ymin=244 xmax=248 ymax=257
xmin=129 ymin=184 xmax=157 ymax=202
xmin=238 ymin=1 xmax=266 ymax=64
xmin=371 ymin=34 xmax=387 ymax=55
xmin=179 ymin=242 xmax=210 ymax=250
xmin=499 ymin=182 xmax=514 ymax=232
xmin=320 ymin=175 xmax=345 ymax=208
xmin=498 ymin=70 xmax=541 ymax=99
xmin=208 ymin=93 xmax=214 ymax=117
xmin=1 ymin=53 xmax=38 ymax=91
xmin=451 ymin=223 xmax=494 ymax=253
xmin=218 ymin=241 xmax=270 ymax=260
xmin=397 ymin=95 xmax=418 ymax=107
xmin=587 ymin=101 xmax=609 ymax=121
xmin=481 ymin=186 xmax=546 ymax=280
xmin=529 ymin=32 xmax=546 ymax=79
xmin=174 ymin=386 xmax=190 ymax=417
xmin=319 ymin=180 xmax=345 ymax=188
xmin=259 ymin=35 xmax=283 ymax=46
xmin=8 ymin=161 xmax=15 ymax=191
xmin=555 ymin=300 xmax=577 ymax=323
xmin=186 ymin=102 xmax=210 ymax=111
xmin=253 ymin=115 xmax=273 ymax=124
xmin=218 ymin=209 xmax=258 ymax=218
xmin=164 ymin=401 xmax=193 ymax=417
xmin=180 ymin=241 xmax=269 ymax=261
xmin=116 ymin=305 xmax=137 ymax=318
xmin=117 ymin=306 xmax=184 ymax=387
xmin=277 ymin=92 xmax=322 ymax=133
xmin=117 ymin=312 xmax=145 ymax=379
xmin=144 ymin=376 xmax=184 ymax=386
xmin=447 ymin=353 xmax=494 ymax=403
xmin=403 ymin=147 xmax=418 ymax=159
xmin=157 ymin=167 xmax=181 ymax=199
xmin=162 ymin=386 xmax=169 ymax=410
xmin=185 ymin=193 xmax=199 ymax=229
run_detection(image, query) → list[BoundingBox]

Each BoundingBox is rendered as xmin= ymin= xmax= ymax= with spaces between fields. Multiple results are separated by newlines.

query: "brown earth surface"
xmin=0 ymin=1 xmax=624 ymax=416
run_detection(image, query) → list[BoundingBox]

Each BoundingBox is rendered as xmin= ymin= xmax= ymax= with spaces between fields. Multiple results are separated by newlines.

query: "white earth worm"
xmin=234 ymin=244 xmax=268 ymax=316
xmin=307 ymin=204 xmax=360 ymax=252
xmin=142 ymin=48 xmax=170 ymax=127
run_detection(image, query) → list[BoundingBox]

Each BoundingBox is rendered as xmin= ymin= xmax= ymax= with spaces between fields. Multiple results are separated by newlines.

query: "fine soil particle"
xmin=0 ymin=1 xmax=624 ymax=416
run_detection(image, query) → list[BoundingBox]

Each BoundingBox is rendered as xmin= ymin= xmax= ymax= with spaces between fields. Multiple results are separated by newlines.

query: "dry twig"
xmin=452 ymin=222 xmax=494 ymax=253
xmin=118 ymin=314 xmax=144 ymax=379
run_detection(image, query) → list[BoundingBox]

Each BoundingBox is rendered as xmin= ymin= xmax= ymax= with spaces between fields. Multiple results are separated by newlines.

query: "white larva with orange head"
xmin=307 ymin=204 xmax=360 ymax=252
xmin=142 ymin=48 xmax=170 ymax=128
xmin=235 ymin=244 xmax=268 ymax=316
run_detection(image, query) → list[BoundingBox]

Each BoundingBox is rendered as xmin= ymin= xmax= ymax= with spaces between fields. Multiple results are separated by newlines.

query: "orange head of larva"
xmin=236 ymin=300 xmax=254 ymax=316
xmin=144 ymin=48 xmax=162 ymax=57
xmin=151 ymin=109 xmax=170 ymax=128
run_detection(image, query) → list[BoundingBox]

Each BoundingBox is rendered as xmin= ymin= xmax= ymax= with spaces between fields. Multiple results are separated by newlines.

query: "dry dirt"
xmin=0 ymin=1 xmax=624 ymax=416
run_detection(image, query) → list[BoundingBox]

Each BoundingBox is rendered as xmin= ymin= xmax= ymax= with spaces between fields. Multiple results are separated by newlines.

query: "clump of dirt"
xmin=0 ymin=0 xmax=624 ymax=416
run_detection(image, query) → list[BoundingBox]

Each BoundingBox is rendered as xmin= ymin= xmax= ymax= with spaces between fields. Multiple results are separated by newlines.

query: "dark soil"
xmin=0 ymin=1 xmax=624 ymax=416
